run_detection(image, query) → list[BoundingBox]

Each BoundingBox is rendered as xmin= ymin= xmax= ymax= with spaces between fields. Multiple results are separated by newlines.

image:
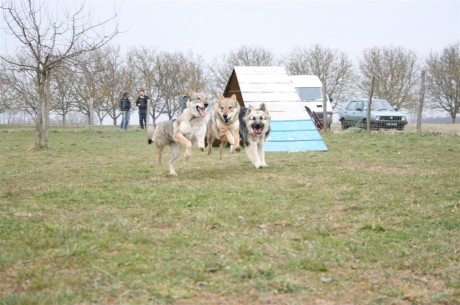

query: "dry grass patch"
xmin=1 ymin=124 xmax=459 ymax=305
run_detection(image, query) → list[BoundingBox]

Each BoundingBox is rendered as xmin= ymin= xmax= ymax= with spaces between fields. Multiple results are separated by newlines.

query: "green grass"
xmin=1 ymin=124 xmax=459 ymax=305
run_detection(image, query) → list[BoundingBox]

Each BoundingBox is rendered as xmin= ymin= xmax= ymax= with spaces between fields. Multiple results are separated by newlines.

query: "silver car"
xmin=339 ymin=99 xmax=408 ymax=130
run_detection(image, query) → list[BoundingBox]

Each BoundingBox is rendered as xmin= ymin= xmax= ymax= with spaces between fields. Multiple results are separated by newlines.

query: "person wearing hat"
xmin=136 ymin=89 xmax=149 ymax=129
xmin=119 ymin=92 xmax=131 ymax=130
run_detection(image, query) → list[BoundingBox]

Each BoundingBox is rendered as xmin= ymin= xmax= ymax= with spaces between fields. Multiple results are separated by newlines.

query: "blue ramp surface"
xmin=265 ymin=120 xmax=328 ymax=152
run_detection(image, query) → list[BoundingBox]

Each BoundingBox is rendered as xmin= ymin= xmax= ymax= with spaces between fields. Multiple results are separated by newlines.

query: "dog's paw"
xmin=184 ymin=148 xmax=192 ymax=160
xmin=169 ymin=167 xmax=177 ymax=176
xmin=197 ymin=142 xmax=205 ymax=151
xmin=184 ymin=152 xmax=192 ymax=161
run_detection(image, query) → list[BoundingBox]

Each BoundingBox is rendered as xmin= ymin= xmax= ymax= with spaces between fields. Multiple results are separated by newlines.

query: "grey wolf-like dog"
xmin=206 ymin=94 xmax=241 ymax=160
xmin=239 ymin=103 xmax=271 ymax=168
xmin=147 ymin=88 xmax=208 ymax=175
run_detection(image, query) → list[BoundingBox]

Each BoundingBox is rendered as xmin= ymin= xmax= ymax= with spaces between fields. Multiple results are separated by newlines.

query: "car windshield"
xmin=295 ymin=87 xmax=322 ymax=101
xmin=364 ymin=99 xmax=394 ymax=111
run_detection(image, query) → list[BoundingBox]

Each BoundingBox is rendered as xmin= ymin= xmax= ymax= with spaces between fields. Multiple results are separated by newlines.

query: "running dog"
xmin=206 ymin=94 xmax=241 ymax=160
xmin=239 ymin=103 xmax=271 ymax=168
xmin=147 ymin=88 xmax=209 ymax=175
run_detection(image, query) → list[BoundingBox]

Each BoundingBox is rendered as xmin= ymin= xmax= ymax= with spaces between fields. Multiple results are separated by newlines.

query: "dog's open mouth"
xmin=196 ymin=106 xmax=207 ymax=117
xmin=253 ymin=128 xmax=263 ymax=137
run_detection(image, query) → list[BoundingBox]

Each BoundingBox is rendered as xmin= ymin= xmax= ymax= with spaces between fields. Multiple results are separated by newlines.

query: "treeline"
xmin=0 ymin=1 xmax=458 ymax=149
xmin=2 ymin=43 xmax=459 ymax=124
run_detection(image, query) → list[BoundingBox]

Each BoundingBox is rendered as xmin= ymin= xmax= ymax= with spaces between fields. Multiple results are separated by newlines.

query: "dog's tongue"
xmin=198 ymin=107 xmax=207 ymax=117
xmin=253 ymin=129 xmax=259 ymax=137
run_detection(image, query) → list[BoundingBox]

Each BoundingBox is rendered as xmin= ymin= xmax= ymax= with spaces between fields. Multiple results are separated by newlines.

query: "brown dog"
xmin=206 ymin=94 xmax=241 ymax=160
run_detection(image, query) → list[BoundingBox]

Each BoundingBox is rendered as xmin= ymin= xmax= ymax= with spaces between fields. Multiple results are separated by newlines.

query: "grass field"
xmin=1 ymin=124 xmax=459 ymax=305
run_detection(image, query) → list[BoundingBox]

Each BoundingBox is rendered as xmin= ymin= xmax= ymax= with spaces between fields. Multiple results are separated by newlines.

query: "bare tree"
xmin=97 ymin=45 xmax=125 ymax=125
xmin=153 ymin=51 xmax=207 ymax=120
xmin=1 ymin=66 xmax=39 ymax=121
xmin=1 ymin=0 xmax=119 ymax=148
xmin=128 ymin=48 xmax=207 ymax=123
xmin=71 ymin=51 xmax=107 ymax=125
xmin=0 ymin=68 xmax=7 ymax=113
xmin=50 ymin=62 xmax=78 ymax=125
xmin=126 ymin=47 xmax=158 ymax=124
xmin=425 ymin=43 xmax=460 ymax=123
xmin=0 ymin=67 xmax=20 ymax=123
xmin=284 ymin=44 xmax=355 ymax=110
xmin=359 ymin=46 xmax=419 ymax=110
xmin=208 ymin=45 xmax=276 ymax=98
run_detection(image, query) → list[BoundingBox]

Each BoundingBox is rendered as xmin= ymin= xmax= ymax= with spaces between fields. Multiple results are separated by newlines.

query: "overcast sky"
xmin=88 ymin=0 xmax=460 ymax=62
xmin=1 ymin=0 xmax=459 ymax=62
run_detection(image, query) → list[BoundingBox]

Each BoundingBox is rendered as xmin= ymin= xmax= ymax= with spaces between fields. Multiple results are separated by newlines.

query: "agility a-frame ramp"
xmin=223 ymin=66 xmax=327 ymax=152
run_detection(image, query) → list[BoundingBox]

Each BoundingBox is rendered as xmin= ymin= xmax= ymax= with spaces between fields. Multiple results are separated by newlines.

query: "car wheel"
xmin=340 ymin=119 xmax=348 ymax=129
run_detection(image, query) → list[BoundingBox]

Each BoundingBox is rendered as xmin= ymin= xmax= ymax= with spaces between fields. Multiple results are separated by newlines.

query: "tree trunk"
xmin=417 ymin=70 xmax=426 ymax=133
xmin=35 ymin=68 xmax=46 ymax=148
xmin=34 ymin=111 xmax=42 ymax=148
xmin=45 ymin=70 xmax=51 ymax=146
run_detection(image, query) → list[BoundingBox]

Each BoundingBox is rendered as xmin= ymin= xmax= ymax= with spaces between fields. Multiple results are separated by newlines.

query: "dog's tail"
xmin=147 ymin=125 xmax=155 ymax=144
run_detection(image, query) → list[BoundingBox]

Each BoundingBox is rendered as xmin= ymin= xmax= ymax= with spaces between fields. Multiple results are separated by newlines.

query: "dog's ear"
xmin=230 ymin=94 xmax=237 ymax=101
xmin=259 ymin=103 xmax=267 ymax=112
xmin=220 ymin=94 xmax=225 ymax=100
xmin=188 ymin=88 xmax=195 ymax=96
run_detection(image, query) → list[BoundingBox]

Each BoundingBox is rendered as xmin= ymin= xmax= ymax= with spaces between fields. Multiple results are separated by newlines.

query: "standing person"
xmin=119 ymin=92 xmax=131 ymax=130
xmin=136 ymin=89 xmax=149 ymax=129
xmin=180 ymin=95 xmax=189 ymax=113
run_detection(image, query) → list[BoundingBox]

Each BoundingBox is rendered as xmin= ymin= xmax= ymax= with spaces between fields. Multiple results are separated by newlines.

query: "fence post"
xmin=89 ymin=97 xmax=94 ymax=131
xmin=367 ymin=77 xmax=375 ymax=132
xmin=146 ymin=96 xmax=150 ymax=127
xmin=321 ymin=80 xmax=329 ymax=132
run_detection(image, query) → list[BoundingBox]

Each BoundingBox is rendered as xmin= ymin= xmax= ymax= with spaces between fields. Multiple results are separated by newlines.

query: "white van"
xmin=290 ymin=75 xmax=333 ymax=128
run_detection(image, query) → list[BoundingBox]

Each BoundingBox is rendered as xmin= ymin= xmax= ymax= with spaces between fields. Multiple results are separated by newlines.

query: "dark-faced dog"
xmin=239 ymin=103 xmax=271 ymax=168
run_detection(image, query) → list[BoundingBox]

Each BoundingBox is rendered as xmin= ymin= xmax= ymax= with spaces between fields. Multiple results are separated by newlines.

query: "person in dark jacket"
xmin=180 ymin=95 xmax=189 ymax=113
xmin=136 ymin=89 xmax=149 ymax=129
xmin=119 ymin=92 xmax=131 ymax=130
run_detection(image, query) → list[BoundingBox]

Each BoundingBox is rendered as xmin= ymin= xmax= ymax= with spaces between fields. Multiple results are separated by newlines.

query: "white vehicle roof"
xmin=290 ymin=75 xmax=323 ymax=88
